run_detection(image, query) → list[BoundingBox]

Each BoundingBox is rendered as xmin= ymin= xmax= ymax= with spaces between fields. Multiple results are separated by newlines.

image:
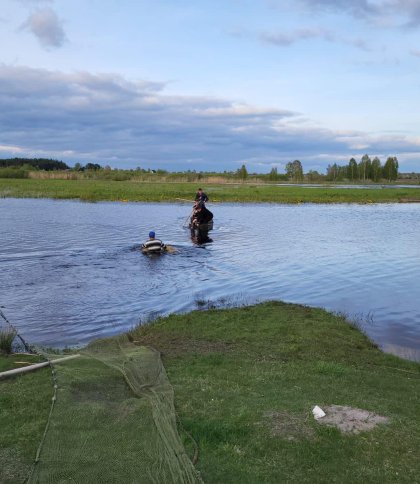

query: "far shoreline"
xmin=2 ymin=178 xmax=420 ymax=204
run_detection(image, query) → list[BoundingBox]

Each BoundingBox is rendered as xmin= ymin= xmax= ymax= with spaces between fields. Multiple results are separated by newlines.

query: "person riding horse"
xmin=191 ymin=202 xmax=213 ymax=227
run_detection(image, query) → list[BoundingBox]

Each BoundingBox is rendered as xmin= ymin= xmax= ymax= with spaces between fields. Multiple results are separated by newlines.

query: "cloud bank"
xmin=0 ymin=65 xmax=418 ymax=171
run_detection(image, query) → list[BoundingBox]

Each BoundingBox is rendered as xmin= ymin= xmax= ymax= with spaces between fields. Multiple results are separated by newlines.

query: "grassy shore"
xmin=0 ymin=354 xmax=51 ymax=482
xmin=1 ymin=178 xmax=420 ymax=203
xmin=1 ymin=302 xmax=419 ymax=482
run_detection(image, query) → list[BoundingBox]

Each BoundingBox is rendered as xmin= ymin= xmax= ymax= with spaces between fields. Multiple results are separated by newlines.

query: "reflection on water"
xmin=0 ymin=199 xmax=419 ymax=360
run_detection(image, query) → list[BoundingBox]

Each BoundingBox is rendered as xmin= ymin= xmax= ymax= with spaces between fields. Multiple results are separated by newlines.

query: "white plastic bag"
xmin=312 ymin=405 xmax=326 ymax=419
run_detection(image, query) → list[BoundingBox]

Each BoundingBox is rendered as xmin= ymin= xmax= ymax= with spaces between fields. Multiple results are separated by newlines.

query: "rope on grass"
xmin=0 ymin=308 xmax=62 ymax=484
xmin=26 ymin=361 xmax=58 ymax=484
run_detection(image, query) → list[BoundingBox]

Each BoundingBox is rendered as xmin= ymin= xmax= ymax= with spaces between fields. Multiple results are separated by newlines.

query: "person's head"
xmin=148 ymin=231 xmax=155 ymax=239
xmin=197 ymin=188 xmax=203 ymax=193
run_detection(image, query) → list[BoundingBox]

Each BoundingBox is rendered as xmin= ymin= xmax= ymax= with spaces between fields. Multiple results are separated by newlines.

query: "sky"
xmin=0 ymin=0 xmax=419 ymax=173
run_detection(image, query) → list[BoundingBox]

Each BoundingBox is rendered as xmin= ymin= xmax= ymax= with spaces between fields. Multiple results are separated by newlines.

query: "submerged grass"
xmin=1 ymin=302 xmax=419 ymax=482
xmin=1 ymin=178 xmax=420 ymax=203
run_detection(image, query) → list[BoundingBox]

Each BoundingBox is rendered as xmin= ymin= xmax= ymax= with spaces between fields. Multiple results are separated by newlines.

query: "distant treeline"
xmin=0 ymin=155 xmax=416 ymax=183
xmin=0 ymin=159 xmax=290 ymax=182
xmin=0 ymin=158 xmax=69 ymax=170
xmin=325 ymin=155 xmax=399 ymax=182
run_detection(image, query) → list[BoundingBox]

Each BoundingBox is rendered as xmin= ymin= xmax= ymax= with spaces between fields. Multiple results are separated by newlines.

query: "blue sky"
xmin=0 ymin=0 xmax=419 ymax=172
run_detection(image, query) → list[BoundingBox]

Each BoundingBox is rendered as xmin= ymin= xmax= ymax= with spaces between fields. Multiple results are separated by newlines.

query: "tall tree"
xmin=285 ymin=160 xmax=303 ymax=182
xmin=359 ymin=154 xmax=371 ymax=182
xmin=383 ymin=156 xmax=399 ymax=181
xmin=347 ymin=158 xmax=358 ymax=181
xmin=371 ymin=157 xmax=382 ymax=182
xmin=268 ymin=167 xmax=278 ymax=181
xmin=237 ymin=164 xmax=248 ymax=180
xmin=326 ymin=163 xmax=339 ymax=181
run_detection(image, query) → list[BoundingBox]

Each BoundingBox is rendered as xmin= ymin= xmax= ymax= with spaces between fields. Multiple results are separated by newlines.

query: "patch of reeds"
xmin=28 ymin=171 xmax=79 ymax=180
xmin=194 ymin=294 xmax=255 ymax=311
xmin=0 ymin=327 xmax=16 ymax=354
xmin=0 ymin=168 xmax=28 ymax=179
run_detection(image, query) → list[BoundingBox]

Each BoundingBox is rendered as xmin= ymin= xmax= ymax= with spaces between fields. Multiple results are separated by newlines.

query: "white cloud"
xmin=0 ymin=144 xmax=24 ymax=153
xmin=21 ymin=7 xmax=66 ymax=48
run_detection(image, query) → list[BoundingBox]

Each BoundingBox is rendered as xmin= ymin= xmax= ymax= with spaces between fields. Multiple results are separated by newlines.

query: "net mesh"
xmin=29 ymin=336 xmax=202 ymax=484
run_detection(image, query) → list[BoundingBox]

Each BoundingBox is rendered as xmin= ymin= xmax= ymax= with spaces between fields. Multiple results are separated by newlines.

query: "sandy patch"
xmin=317 ymin=405 xmax=389 ymax=434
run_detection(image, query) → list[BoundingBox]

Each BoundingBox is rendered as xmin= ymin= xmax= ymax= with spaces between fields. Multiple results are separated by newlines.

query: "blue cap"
xmin=149 ymin=231 xmax=155 ymax=238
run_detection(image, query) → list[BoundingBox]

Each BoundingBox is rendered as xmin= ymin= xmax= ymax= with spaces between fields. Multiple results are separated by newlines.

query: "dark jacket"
xmin=195 ymin=207 xmax=213 ymax=224
xmin=195 ymin=191 xmax=209 ymax=203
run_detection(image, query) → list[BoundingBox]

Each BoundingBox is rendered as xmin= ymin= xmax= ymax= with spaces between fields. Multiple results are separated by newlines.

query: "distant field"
xmin=1 ymin=178 xmax=420 ymax=203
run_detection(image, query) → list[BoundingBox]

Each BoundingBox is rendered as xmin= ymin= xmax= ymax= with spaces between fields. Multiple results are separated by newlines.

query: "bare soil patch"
xmin=317 ymin=405 xmax=389 ymax=434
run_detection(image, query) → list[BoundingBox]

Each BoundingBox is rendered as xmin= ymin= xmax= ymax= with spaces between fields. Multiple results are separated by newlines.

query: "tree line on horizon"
xmin=0 ymin=154 xmax=410 ymax=183
xmin=325 ymin=155 xmax=399 ymax=183
xmin=0 ymin=158 xmax=69 ymax=171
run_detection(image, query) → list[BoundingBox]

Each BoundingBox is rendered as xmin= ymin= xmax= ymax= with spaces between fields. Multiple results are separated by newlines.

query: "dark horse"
xmin=190 ymin=220 xmax=213 ymax=244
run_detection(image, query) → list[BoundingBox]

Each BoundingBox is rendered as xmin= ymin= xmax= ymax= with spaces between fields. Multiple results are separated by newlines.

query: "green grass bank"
xmin=1 ymin=302 xmax=419 ymax=482
xmin=2 ymin=178 xmax=420 ymax=203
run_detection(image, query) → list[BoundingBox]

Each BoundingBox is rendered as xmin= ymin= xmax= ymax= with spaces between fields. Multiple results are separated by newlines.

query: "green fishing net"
xmin=29 ymin=337 xmax=201 ymax=483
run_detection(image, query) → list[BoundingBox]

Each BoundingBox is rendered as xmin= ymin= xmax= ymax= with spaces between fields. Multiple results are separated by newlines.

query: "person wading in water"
xmin=141 ymin=231 xmax=166 ymax=253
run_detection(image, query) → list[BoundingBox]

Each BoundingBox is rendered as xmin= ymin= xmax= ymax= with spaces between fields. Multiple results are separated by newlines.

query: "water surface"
xmin=1 ymin=199 xmax=419 ymax=359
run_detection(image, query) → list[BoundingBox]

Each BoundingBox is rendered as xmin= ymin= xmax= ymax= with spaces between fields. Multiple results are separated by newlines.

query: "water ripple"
xmin=1 ymin=199 xmax=420 ymax=359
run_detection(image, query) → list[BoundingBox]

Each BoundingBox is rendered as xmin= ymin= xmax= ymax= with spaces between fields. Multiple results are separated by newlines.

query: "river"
xmin=1 ymin=198 xmax=419 ymax=360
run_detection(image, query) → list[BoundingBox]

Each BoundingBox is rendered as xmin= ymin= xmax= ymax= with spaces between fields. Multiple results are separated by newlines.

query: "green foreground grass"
xmin=2 ymin=178 xmax=420 ymax=203
xmin=131 ymin=302 xmax=420 ymax=483
xmin=2 ymin=302 xmax=419 ymax=483
xmin=0 ymin=354 xmax=51 ymax=482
